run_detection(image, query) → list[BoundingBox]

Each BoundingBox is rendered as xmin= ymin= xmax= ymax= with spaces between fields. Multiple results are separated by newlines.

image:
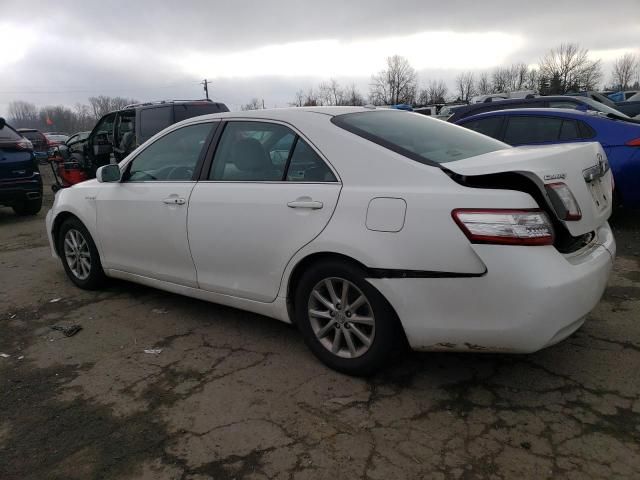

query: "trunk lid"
xmin=445 ymin=142 xmax=613 ymax=236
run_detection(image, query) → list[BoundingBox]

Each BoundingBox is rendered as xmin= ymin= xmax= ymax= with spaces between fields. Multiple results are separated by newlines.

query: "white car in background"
xmin=46 ymin=107 xmax=615 ymax=375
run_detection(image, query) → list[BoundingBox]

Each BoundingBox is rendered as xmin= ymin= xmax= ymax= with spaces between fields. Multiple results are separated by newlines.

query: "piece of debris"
xmin=9 ymin=314 xmax=16 ymax=319
xmin=143 ymin=348 xmax=162 ymax=354
xmin=520 ymin=441 xmax=532 ymax=450
xmin=50 ymin=324 xmax=83 ymax=337
xmin=151 ymin=308 xmax=168 ymax=314
xmin=17 ymin=356 xmax=24 ymax=360
xmin=0 ymin=353 xmax=10 ymax=358
xmin=49 ymin=298 xmax=62 ymax=303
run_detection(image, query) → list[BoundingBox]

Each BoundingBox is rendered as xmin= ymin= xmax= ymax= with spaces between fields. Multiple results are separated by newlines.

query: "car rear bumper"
xmin=0 ymin=174 xmax=43 ymax=204
xmin=368 ymin=223 xmax=615 ymax=353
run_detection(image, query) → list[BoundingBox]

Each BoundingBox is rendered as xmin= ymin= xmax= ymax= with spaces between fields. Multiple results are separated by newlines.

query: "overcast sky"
xmin=1 ymin=0 xmax=639 ymax=115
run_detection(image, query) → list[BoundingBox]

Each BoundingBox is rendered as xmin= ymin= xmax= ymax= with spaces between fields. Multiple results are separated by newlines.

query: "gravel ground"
xmin=1 ymin=168 xmax=639 ymax=480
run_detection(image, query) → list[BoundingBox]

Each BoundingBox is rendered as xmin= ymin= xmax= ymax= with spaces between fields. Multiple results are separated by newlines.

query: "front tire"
xmin=295 ymin=260 xmax=404 ymax=376
xmin=57 ymin=218 xmax=106 ymax=290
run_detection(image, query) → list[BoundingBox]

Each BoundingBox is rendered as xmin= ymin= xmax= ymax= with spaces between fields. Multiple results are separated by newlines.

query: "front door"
xmin=96 ymin=121 xmax=216 ymax=287
xmin=188 ymin=120 xmax=341 ymax=302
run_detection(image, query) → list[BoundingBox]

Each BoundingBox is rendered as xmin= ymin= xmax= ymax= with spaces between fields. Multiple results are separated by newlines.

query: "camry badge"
xmin=544 ymin=173 xmax=566 ymax=181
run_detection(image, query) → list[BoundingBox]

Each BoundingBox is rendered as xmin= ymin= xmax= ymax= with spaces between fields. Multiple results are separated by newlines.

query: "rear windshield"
xmin=580 ymin=97 xmax=630 ymax=118
xmin=331 ymin=110 xmax=508 ymax=165
xmin=0 ymin=125 xmax=22 ymax=141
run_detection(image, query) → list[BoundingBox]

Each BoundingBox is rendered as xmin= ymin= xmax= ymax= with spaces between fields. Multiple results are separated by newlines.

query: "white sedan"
xmin=46 ymin=107 xmax=615 ymax=375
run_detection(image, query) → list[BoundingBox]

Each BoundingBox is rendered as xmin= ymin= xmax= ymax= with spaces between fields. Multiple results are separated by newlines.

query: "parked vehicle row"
xmin=46 ymin=107 xmax=615 ymax=375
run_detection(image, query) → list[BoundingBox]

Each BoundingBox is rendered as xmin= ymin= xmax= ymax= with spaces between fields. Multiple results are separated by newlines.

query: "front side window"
xmin=504 ymin=116 xmax=563 ymax=144
xmin=209 ymin=121 xmax=336 ymax=182
xmin=125 ymin=122 xmax=213 ymax=181
xmin=332 ymin=110 xmax=508 ymax=165
xmin=462 ymin=116 xmax=504 ymax=140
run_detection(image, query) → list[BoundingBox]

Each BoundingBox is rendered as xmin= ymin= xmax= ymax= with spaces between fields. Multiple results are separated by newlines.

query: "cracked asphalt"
xmin=1 ymin=169 xmax=639 ymax=480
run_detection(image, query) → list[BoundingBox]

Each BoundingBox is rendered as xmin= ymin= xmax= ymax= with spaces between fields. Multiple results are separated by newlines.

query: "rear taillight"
xmin=545 ymin=182 xmax=582 ymax=221
xmin=626 ymin=138 xmax=640 ymax=146
xmin=0 ymin=139 xmax=33 ymax=150
xmin=452 ymin=209 xmax=554 ymax=246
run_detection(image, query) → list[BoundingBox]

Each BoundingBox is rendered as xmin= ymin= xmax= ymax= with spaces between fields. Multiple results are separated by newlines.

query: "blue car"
xmin=455 ymin=108 xmax=640 ymax=208
xmin=0 ymin=118 xmax=43 ymax=215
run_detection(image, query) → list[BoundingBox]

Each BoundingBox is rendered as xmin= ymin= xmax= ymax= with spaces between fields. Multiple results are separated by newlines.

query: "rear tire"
xmin=57 ymin=217 xmax=106 ymax=290
xmin=294 ymin=260 xmax=405 ymax=376
xmin=13 ymin=197 xmax=42 ymax=216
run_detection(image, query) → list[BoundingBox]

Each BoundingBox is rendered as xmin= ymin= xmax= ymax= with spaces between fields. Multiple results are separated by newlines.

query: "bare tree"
xmin=369 ymin=55 xmax=417 ymax=105
xmin=290 ymin=89 xmax=305 ymax=107
xmin=241 ymin=98 xmax=263 ymax=111
xmin=525 ymin=68 xmax=539 ymax=91
xmin=303 ymin=88 xmax=319 ymax=106
xmin=476 ymin=72 xmax=492 ymax=95
xmin=538 ymin=43 xmax=602 ymax=93
xmin=7 ymin=101 xmax=38 ymax=127
xmin=342 ymin=83 xmax=365 ymax=106
xmin=455 ymin=71 xmax=476 ymax=102
xmin=491 ymin=67 xmax=509 ymax=93
xmin=88 ymin=96 xmax=137 ymax=119
xmin=612 ymin=53 xmax=639 ymax=90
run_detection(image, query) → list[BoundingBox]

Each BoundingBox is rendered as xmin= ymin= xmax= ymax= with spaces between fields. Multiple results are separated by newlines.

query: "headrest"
xmin=232 ymin=138 xmax=270 ymax=172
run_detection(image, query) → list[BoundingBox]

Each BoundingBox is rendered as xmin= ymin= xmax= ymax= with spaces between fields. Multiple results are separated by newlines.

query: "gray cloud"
xmin=1 ymin=0 xmax=639 ymax=115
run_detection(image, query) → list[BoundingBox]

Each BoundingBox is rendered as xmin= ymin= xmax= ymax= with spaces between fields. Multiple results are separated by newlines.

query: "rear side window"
xmin=331 ymin=110 xmax=508 ymax=165
xmin=287 ymin=139 xmax=337 ymax=182
xmin=504 ymin=116 xmax=563 ymax=144
xmin=139 ymin=106 xmax=173 ymax=143
xmin=559 ymin=119 xmax=580 ymax=140
xmin=462 ymin=116 xmax=504 ymax=139
xmin=578 ymin=121 xmax=596 ymax=139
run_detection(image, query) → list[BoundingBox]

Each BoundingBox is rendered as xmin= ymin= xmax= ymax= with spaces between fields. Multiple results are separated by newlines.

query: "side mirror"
xmin=96 ymin=164 xmax=121 ymax=183
xmin=0 ymin=117 xmax=5 ymax=129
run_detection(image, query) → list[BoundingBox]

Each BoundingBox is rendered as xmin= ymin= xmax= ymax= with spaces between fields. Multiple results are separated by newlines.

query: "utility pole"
xmin=201 ymin=79 xmax=211 ymax=100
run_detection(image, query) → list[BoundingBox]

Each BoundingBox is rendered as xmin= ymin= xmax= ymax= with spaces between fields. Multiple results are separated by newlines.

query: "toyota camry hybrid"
xmin=46 ymin=107 xmax=615 ymax=375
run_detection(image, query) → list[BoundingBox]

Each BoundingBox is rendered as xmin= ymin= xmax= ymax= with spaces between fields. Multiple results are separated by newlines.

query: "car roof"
xmin=177 ymin=106 xmax=377 ymax=124
xmin=458 ymin=108 xmax=590 ymax=122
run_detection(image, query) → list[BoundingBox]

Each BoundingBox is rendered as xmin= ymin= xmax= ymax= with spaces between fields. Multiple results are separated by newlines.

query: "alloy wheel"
xmin=307 ymin=277 xmax=376 ymax=359
xmin=63 ymin=228 xmax=91 ymax=280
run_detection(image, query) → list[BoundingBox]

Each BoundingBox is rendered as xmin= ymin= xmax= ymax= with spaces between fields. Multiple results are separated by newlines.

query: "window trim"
xmin=119 ymin=120 xmax=219 ymax=183
xmin=199 ymin=118 xmax=341 ymax=184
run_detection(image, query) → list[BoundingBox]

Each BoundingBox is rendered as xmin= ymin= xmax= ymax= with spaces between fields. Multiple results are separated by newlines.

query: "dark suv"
xmin=83 ymin=99 xmax=229 ymax=172
xmin=446 ymin=95 xmax=630 ymax=123
xmin=0 ymin=118 xmax=43 ymax=216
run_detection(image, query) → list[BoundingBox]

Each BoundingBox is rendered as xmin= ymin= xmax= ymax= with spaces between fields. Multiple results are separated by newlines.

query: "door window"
xmin=139 ymin=106 xmax=173 ymax=143
xmin=210 ymin=121 xmax=336 ymax=182
xmin=558 ymin=119 xmax=580 ymax=141
xmin=504 ymin=116 xmax=563 ymax=144
xmin=125 ymin=123 xmax=213 ymax=181
xmin=462 ymin=116 xmax=504 ymax=139
xmin=286 ymin=139 xmax=337 ymax=182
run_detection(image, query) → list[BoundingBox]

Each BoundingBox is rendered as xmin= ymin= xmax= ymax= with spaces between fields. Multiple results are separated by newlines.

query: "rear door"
xmin=188 ymin=120 xmax=341 ymax=302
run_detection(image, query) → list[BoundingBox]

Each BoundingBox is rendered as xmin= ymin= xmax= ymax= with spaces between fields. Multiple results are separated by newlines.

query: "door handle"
xmin=163 ymin=197 xmax=186 ymax=205
xmin=287 ymin=198 xmax=323 ymax=209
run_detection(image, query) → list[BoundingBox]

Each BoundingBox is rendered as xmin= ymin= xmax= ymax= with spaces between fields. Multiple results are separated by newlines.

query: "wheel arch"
xmin=285 ymin=251 xmax=407 ymax=344
xmin=51 ymin=211 xmax=83 ymax=256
